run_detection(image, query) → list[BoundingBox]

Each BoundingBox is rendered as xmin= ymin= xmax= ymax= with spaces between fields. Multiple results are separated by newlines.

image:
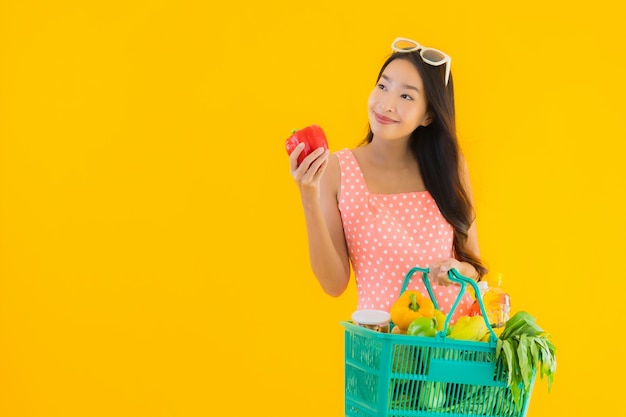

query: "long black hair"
xmin=361 ymin=52 xmax=488 ymax=278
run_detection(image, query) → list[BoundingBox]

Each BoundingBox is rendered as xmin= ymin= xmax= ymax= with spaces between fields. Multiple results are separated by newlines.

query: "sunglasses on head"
xmin=391 ymin=37 xmax=451 ymax=86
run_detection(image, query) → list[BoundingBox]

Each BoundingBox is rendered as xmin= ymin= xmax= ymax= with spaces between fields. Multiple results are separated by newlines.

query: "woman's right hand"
xmin=288 ymin=143 xmax=349 ymax=297
xmin=289 ymin=143 xmax=330 ymax=196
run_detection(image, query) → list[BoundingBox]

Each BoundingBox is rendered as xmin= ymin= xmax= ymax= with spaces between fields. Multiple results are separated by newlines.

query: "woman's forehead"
xmin=381 ymin=59 xmax=424 ymax=87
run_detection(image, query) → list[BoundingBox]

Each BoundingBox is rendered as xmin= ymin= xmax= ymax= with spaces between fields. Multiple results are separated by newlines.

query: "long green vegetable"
xmin=496 ymin=311 xmax=557 ymax=411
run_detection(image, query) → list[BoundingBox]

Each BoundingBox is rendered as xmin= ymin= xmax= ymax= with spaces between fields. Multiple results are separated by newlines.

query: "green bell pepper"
xmin=406 ymin=317 xmax=437 ymax=337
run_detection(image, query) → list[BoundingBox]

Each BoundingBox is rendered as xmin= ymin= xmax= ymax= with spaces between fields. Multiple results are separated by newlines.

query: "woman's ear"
xmin=421 ymin=111 xmax=433 ymax=127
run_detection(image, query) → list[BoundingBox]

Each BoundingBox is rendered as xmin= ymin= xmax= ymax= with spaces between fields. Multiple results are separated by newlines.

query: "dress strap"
xmin=336 ymin=149 xmax=369 ymax=192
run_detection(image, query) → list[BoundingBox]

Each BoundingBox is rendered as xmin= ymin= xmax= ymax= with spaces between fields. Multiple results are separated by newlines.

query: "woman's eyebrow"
xmin=381 ymin=74 xmax=420 ymax=93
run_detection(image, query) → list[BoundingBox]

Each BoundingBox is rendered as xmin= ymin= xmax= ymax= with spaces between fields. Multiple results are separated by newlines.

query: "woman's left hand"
xmin=428 ymin=259 xmax=467 ymax=286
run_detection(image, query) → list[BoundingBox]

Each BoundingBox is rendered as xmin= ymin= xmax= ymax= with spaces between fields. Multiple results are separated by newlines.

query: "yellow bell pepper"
xmin=433 ymin=309 xmax=447 ymax=332
xmin=390 ymin=290 xmax=435 ymax=330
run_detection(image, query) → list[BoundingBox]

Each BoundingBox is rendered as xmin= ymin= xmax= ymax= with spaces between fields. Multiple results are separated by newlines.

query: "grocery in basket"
xmin=341 ymin=266 xmax=556 ymax=417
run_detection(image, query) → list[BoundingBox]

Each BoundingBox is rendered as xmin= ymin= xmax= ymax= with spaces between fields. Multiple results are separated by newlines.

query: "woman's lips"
xmin=374 ymin=112 xmax=398 ymax=124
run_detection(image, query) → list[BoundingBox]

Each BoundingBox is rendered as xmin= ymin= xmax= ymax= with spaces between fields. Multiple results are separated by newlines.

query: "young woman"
xmin=288 ymin=37 xmax=488 ymax=321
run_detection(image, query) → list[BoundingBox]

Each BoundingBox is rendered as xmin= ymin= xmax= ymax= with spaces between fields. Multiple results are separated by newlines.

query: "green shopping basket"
xmin=341 ymin=267 xmax=535 ymax=417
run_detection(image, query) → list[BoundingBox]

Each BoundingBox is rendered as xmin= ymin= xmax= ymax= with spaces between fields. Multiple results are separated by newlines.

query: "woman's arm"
xmin=290 ymin=145 xmax=351 ymax=297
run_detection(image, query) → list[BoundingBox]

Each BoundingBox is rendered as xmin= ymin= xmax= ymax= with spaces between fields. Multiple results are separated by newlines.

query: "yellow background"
xmin=1 ymin=1 xmax=624 ymax=416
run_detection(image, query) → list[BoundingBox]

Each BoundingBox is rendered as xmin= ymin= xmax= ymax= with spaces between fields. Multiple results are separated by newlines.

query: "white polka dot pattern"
xmin=336 ymin=149 xmax=473 ymax=321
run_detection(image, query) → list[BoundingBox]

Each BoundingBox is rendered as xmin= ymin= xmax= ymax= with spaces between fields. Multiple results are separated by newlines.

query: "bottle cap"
xmin=487 ymin=272 xmax=503 ymax=287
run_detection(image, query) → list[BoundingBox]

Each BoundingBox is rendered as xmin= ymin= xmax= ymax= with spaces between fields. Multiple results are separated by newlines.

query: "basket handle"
xmin=399 ymin=266 xmax=437 ymax=308
xmin=400 ymin=266 xmax=498 ymax=342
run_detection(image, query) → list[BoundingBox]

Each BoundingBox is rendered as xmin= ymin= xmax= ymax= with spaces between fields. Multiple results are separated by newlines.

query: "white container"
xmin=351 ymin=309 xmax=391 ymax=333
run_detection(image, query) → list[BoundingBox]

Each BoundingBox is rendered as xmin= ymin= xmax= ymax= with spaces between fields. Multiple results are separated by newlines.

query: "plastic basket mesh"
xmin=344 ymin=324 xmax=532 ymax=417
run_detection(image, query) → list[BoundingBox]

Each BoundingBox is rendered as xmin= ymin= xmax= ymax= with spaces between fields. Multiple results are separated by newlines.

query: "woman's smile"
xmin=373 ymin=112 xmax=398 ymax=124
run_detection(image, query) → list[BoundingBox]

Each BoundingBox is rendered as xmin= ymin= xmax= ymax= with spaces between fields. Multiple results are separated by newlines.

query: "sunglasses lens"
xmin=421 ymin=49 xmax=446 ymax=64
xmin=393 ymin=39 xmax=419 ymax=51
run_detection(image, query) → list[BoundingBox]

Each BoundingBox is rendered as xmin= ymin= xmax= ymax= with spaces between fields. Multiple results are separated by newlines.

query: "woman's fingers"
xmin=292 ymin=147 xmax=329 ymax=184
xmin=289 ymin=143 xmax=306 ymax=172
xmin=299 ymin=148 xmax=329 ymax=182
xmin=430 ymin=259 xmax=461 ymax=286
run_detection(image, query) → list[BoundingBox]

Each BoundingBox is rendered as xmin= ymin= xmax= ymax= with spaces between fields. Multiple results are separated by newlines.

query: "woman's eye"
xmin=377 ymin=83 xmax=387 ymax=90
xmin=401 ymin=94 xmax=414 ymax=100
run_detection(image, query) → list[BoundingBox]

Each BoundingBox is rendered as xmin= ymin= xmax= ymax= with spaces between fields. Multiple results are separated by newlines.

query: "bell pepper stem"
xmin=409 ymin=293 xmax=419 ymax=312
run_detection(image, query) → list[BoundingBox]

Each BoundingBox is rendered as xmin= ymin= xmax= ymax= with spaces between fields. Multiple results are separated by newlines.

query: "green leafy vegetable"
xmin=496 ymin=311 xmax=557 ymax=411
xmin=418 ymin=382 xmax=446 ymax=410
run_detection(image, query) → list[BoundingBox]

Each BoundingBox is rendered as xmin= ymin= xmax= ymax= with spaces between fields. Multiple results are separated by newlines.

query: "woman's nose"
xmin=380 ymin=97 xmax=395 ymax=113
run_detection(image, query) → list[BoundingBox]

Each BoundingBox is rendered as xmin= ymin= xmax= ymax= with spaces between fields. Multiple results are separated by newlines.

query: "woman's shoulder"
xmin=320 ymin=149 xmax=343 ymax=196
xmin=323 ymin=147 xmax=359 ymax=190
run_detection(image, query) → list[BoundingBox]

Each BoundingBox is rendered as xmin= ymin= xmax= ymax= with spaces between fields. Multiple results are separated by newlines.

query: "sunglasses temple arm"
xmin=445 ymin=59 xmax=451 ymax=86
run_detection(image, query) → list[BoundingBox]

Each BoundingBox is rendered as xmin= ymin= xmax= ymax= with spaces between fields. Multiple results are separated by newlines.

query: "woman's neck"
xmin=363 ymin=138 xmax=415 ymax=169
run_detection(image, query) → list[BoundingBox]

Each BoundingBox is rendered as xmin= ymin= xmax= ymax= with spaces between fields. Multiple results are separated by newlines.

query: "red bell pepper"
xmin=469 ymin=300 xmax=481 ymax=317
xmin=285 ymin=124 xmax=328 ymax=166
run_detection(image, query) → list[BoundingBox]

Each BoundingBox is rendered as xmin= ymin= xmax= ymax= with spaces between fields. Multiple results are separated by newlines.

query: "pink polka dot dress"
xmin=336 ymin=149 xmax=473 ymax=323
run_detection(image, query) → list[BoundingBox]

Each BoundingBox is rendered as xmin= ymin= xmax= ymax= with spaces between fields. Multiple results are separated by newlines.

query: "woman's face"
xmin=367 ymin=58 xmax=431 ymax=142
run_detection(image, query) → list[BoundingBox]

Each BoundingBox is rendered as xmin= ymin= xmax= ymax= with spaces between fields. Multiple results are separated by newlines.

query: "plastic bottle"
xmin=482 ymin=273 xmax=511 ymax=328
xmin=468 ymin=281 xmax=489 ymax=316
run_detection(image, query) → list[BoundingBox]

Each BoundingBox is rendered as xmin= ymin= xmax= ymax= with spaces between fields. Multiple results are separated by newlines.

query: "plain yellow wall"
xmin=1 ymin=1 xmax=624 ymax=416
